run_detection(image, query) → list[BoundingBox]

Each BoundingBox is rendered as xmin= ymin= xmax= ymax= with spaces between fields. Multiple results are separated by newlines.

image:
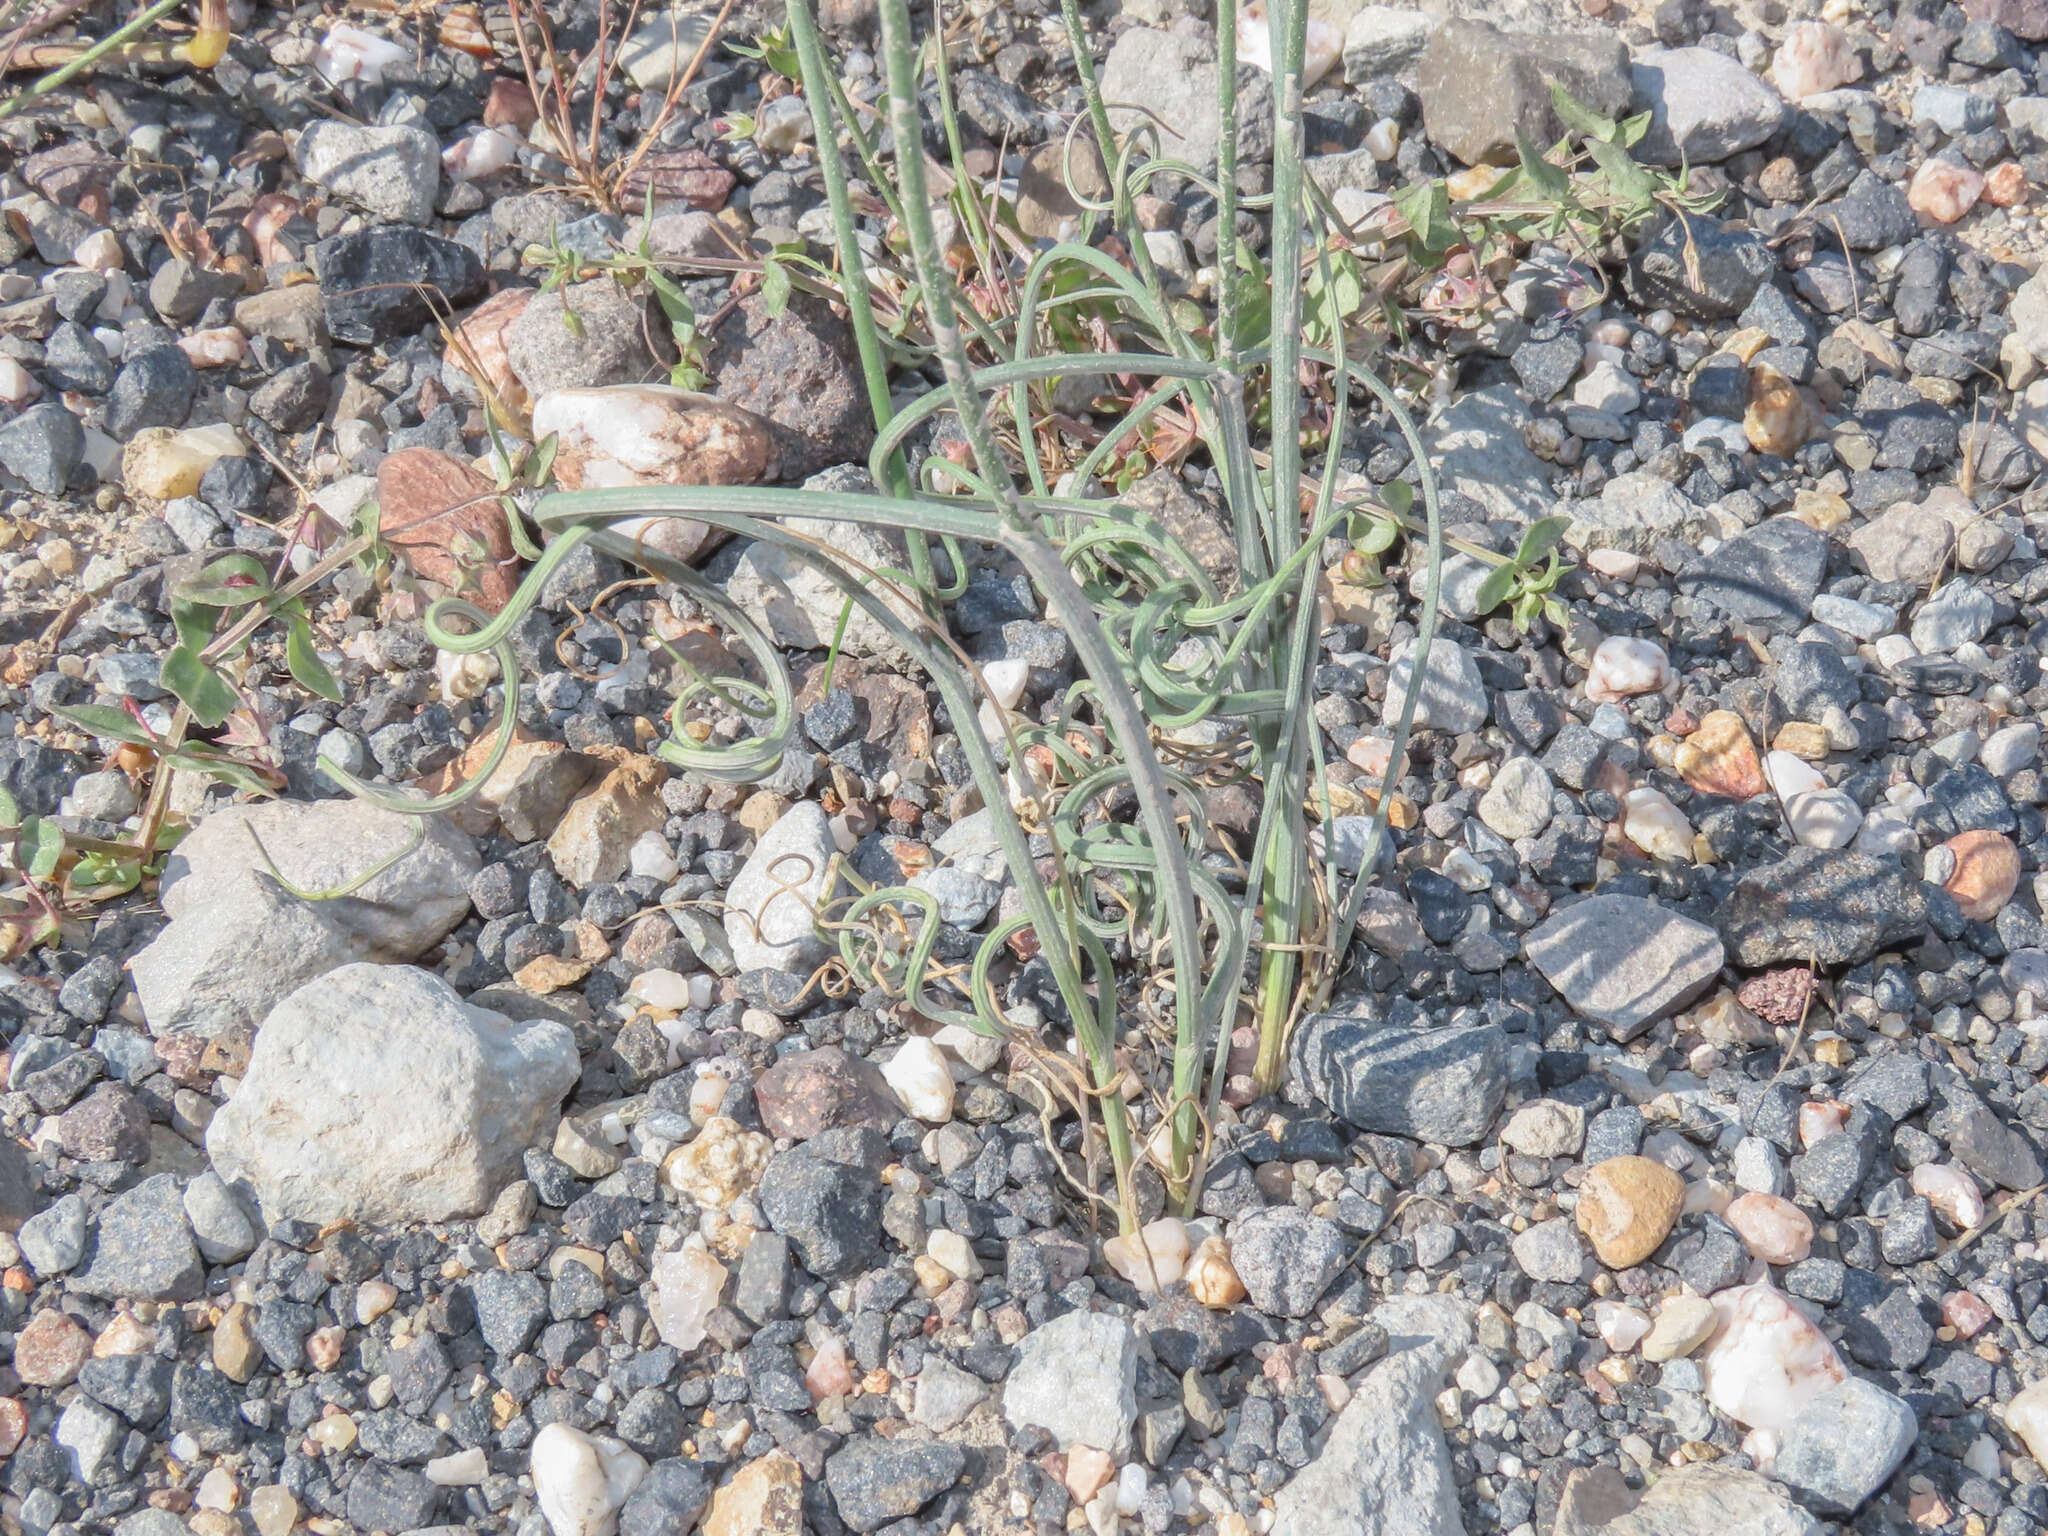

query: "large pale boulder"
xmin=206 ymin=964 xmax=579 ymax=1225
xmin=130 ymin=799 xmax=477 ymax=1037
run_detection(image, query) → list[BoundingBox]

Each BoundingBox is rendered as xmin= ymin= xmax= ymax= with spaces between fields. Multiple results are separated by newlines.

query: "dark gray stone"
xmin=757 ymin=1146 xmax=883 ymax=1278
xmin=619 ymin=1458 xmax=714 ymax=1536
xmin=1625 ymin=216 xmax=1774 ymax=318
xmin=1720 ymin=850 xmax=1930 ymax=968
xmin=1678 ymin=516 xmax=1828 ymax=630
xmin=344 ymin=1463 xmax=440 ymax=1532
xmin=824 ymin=1436 xmax=969 ymax=1532
xmin=316 ymin=227 xmax=487 ymax=345
xmin=105 ymin=346 xmax=195 ymax=437
xmin=471 ymin=1267 xmax=549 ymax=1356
xmin=74 ymin=1173 xmax=203 ymax=1302
xmin=0 ymin=402 xmax=85 ymax=495
xmin=1292 ymin=1010 xmax=1509 ymax=1147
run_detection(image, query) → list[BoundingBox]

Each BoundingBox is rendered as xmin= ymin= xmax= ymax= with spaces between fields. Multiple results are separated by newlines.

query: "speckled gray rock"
xmin=1598 ymin=1460 xmax=1821 ymax=1535
xmin=74 ymin=1174 xmax=203 ymax=1302
xmin=1293 ymin=1009 xmax=1509 ymax=1146
xmin=17 ymin=1192 xmax=88 ymax=1276
xmin=1384 ymin=635 xmax=1488 ymax=735
xmin=1524 ymin=895 xmax=1724 ymax=1041
xmin=206 ymin=964 xmax=578 ymax=1226
xmin=1628 ymin=47 xmax=1786 ymax=166
xmin=824 ymin=1437 xmax=967 ymax=1533
xmin=1271 ymin=1296 xmax=1472 ymax=1536
xmin=294 ymin=122 xmax=439 ymax=224
xmin=1512 ymin=1218 xmax=1587 ymax=1283
xmin=129 ymin=798 xmax=479 ymax=1038
xmin=1230 ymin=1207 xmax=1346 ymax=1317
xmin=1421 ymin=384 xmax=1555 ymax=521
xmin=722 ymin=800 xmax=843 ymax=973
xmin=182 ymin=1171 xmax=261 ymax=1264
xmin=1003 ymin=1309 xmax=1139 ymax=1457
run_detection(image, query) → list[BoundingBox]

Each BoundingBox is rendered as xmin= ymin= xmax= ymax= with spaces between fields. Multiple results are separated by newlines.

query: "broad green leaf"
xmin=1549 ymin=84 xmax=1618 ymax=144
xmin=1472 ymin=562 xmax=1519 ymax=616
xmin=1392 ymin=178 xmax=1456 ymax=254
xmin=17 ymin=815 xmax=62 ymax=879
xmin=169 ymin=596 xmax=220 ymax=653
xmin=1381 ymin=480 xmax=1414 ymax=517
xmin=1583 ymin=135 xmax=1658 ymax=208
xmin=524 ymin=433 xmax=560 ymax=489
xmin=167 ymin=745 xmax=279 ymax=798
xmin=1353 ymin=518 xmax=1399 ymax=557
xmin=53 ymin=702 xmax=155 ymax=745
xmin=177 ymin=552 xmax=272 ymax=607
xmin=1516 ymin=515 xmax=1572 ymax=566
xmin=1514 ymin=132 xmax=1572 ymax=203
xmin=0 ymin=787 xmax=16 ymax=827
xmin=69 ymin=851 xmax=141 ymax=896
xmin=286 ymin=620 xmax=342 ymax=703
xmin=1617 ymin=109 xmax=1654 ymax=149
xmin=160 ymin=645 xmax=237 ymax=728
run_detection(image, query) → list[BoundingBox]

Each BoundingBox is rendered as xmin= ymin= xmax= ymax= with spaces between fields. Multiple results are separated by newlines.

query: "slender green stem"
xmin=1213 ymin=0 xmax=1241 ymax=368
xmin=0 ymin=0 xmax=182 ymax=118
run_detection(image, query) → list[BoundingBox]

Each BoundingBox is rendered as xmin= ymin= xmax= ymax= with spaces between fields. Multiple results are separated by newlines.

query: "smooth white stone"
xmin=1622 ymin=786 xmax=1693 ymax=861
xmin=1786 ymin=788 xmax=1862 ymax=849
xmin=1584 ymin=636 xmax=1670 ymax=703
xmin=1912 ymin=1163 xmax=1987 ymax=1229
xmin=530 ymin=1423 xmax=647 ymax=1536
xmin=313 ymin=22 xmax=410 ymax=85
xmin=426 ymin=1447 xmax=488 ymax=1485
xmin=1104 ymin=1217 xmax=1190 ymax=1294
xmin=1593 ymin=1300 xmax=1651 ymax=1352
xmin=1699 ymin=1283 xmax=1846 ymax=1433
xmin=2009 ymin=1381 xmax=2048 ymax=1466
xmin=883 ymin=1036 xmax=956 ymax=1122
xmin=1763 ymin=750 xmax=1827 ymax=802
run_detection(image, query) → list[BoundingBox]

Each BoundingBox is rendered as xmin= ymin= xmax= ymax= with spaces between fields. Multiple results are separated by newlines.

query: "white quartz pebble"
xmin=529 ymin=1423 xmax=647 ymax=1536
xmin=883 ymin=1035 xmax=956 ymax=1122
xmin=1584 ymin=636 xmax=1670 ymax=703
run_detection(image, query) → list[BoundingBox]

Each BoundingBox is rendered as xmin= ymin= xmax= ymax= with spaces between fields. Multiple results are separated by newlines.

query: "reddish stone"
xmin=375 ymin=447 xmax=522 ymax=612
xmin=755 ymin=1046 xmax=900 ymax=1141
xmin=483 ymin=76 xmax=540 ymax=133
xmin=1736 ymin=968 xmax=1811 ymax=1027
xmin=154 ymin=1032 xmax=210 ymax=1087
xmin=199 ymin=1023 xmax=256 ymax=1079
xmin=1945 ymin=829 xmax=2022 ymax=920
xmin=1943 ymin=1290 xmax=1994 ymax=1339
xmin=14 ymin=1310 xmax=90 ymax=1387
xmin=618 ymin=150 xmax=736 ymax=212
xmin=0 ymin=1397 xmax=24 ymax=1457
xmin=1966 ymin=0 xmax=2048 ymax=41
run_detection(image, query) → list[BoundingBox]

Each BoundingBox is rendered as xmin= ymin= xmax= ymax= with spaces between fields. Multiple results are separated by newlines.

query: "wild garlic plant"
xmin=332 ymin=0 xmax=1444 ymax=1231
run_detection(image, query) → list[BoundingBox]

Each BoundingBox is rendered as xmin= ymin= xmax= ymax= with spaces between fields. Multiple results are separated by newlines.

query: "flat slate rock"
xmin=1523 ymin=894 xmax=1724 ymax=1040
xmin=1677 ymin=515 xmax=1829 ymax=629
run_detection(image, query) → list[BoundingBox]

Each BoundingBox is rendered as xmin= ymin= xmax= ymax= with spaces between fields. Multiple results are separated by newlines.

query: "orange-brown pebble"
xmin=1943 ymin=829 xmax=2021 ymax=921
xmin=1674 ymin=711 xmax=1767 ymax=800
xmin=1575 ymin=1157 xmax=1685 ymax=1269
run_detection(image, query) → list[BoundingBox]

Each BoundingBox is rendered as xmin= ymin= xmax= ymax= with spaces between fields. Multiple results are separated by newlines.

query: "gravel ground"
xmin=7 ymin=1 xmax=2048 ymax=1535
